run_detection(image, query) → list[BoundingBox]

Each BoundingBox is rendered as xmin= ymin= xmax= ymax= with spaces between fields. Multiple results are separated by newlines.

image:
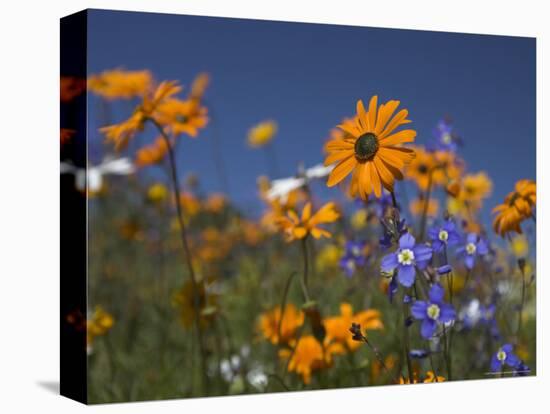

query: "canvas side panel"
xmin=60 ymin=9 xmax=88 ymax=405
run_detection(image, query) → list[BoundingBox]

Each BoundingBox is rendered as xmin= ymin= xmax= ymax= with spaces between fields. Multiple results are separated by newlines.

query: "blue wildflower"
xmin=411 ymin=284 xmax=456 ymax=339
xmin=456 ymin=233 xmax=489 ymax=270
xmin=428 ymin=219 xmax=461 ymax=253
xmin=339 ymin=240 xmax=367 ymax=277
xmin=490 ymin=344 xmax=521 ymax=372
xmin=431 ymin=119 xmax=460 ymax=152
xmin=480 ymin=303 xmax=500 ymax=339
xmin=380 ymin=233 xmax=432 ymax=287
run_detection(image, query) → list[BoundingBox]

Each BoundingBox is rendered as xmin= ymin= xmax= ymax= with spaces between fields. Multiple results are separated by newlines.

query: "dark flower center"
xmin=176 ymin=114 xmax=188 ymax=124
xmin=418 ymin=165 xmax=429 ymax=174
xmin=354 ymin=133 xmax=379 ymax=161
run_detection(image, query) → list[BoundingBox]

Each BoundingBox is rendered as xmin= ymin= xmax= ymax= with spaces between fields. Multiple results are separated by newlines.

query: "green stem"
xmin=419 ymin=169 xmax=434 ymax=240
xmin=442 ymin=326 xmax=452 ymax=380
xmin=516 ymin=264 xmax=527 ymax=344
xmin=151 ymin=118 xmax=209 ymax=395
xmin=277 ymin=272 xmax=297 ymax=344
xmin=360 ymin=336 xmax=398 ymax=383
xmin=401 ymin=294 xmax=414 ymax=383
xmin=300 ymin=237 xmax=311 ymax=303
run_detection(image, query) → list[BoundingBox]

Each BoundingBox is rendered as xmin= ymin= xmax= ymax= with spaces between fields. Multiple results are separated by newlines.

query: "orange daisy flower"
xmin=322 ymin=117 xmax=356 ymax=154
xmin=492 ymin=179 xmax=536 ymax=236
xmin=247 ymin=120 xmax=277 ymax=148
xmin=259 ymin=304 xmax=304 ymax=345
xmin=323 ymin=303 xmax=383 ymax=352
xmin=275 ymin=202 xmax=340 ymax=242
xmin=155 ymin=98 xmax=209 ymax=137
xmin=88 ymin=68 xmax=153 ymax=100
xmin=278 ymin=335 xmax=333 ymax=384
xmin=100 ymin=81 xmax=182 ymax=150
xmin=405 ymin=147 xmax=438 ymax=190
xmin=324 ymin=96 xmax=416 ymax=199
xmin=405 ymin=147 xmax=463 ymax=191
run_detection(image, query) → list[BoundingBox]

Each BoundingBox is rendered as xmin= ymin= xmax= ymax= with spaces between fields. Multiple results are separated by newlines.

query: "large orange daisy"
xmin=324 ymin=96 xmax=416 ymax=199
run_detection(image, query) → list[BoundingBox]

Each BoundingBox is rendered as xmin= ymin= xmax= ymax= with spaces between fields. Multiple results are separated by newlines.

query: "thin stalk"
xmin=359 ymin=335 xmax=398 ymax=383
xmin=300 ymin=237 xmax=311 ymax=303
xmin=419 ymin=169 xmax=434 ymax=240
xmin=442 ymin=326 xmax=452 ymax=380
xmin=401 ymin=295 xmax=414 ymax=383
xmin=151 ymin=118 xmax=209 ymax=395
xmin=428 ymin=346 xmax=440 ymax=382
xmin=516 ymin=263 xmax=527 ymax=344
xmin=277 ymin=272 xmax=297 ymax=344
xmin=391 ymin=191 xmax=398 ymax=209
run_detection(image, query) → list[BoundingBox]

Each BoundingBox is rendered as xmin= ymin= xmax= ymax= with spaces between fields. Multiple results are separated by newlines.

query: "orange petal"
xmin=379 ymin=109 xmax=410 ymax=139
xmin=325 ymin=139 xmax=354 ymax=152
xmin=374 ymin=100 xmax=400 ymax=135
xmin=356 ymin=100 xmax=369 ymax=131
xmin=379 ymin=129 xmax=417 ymax=147
xmin=368 ymin=161 xmax=382 ymax=198
xmin=324 ymin=148 xmax=354 ymax=165
xmin=373 ymin=156 xmax=395 ymax=190
xmin=327 ymin=156 xmax=356 ymax=187
xmin=367 ymin=96 xmax=378 ymax=132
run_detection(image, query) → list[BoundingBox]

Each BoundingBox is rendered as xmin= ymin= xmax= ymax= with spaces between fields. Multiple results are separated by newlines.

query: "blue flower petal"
xmin=431 ymin=239 xmax=444 ymax=253
xmin=502 ymin=343 xmax=513 ymax=353
xmin=420 ymin=319 xmax=436 ymax=339
xmin=413 ymin=244 xmax=433 ymax=262
xmin=381 ymin=253 xmax=398 ymax=273
xmin=464 ymin=255 xmax=475 ymax=270
xmin=397 ymin=264 xmax=415 ymax=287
xmin=429 ymin=284 xmax=445 ymax=304
xmin=399 ymin=233 xmax=416 ymax=250
xmin=506 ymin=352 xmax=521 ymax=368
xmin=490 ymin=355 xmax=502 ymax=372
xmin=411 ymin=300 xmax=428 ymax=320
xmin=466 ymin=233 xmax=477 ymax=244
xmin=477 ymin=239 xmax=489 ymax=255
xmin=439 ymin=303 xmax=456 ymax=323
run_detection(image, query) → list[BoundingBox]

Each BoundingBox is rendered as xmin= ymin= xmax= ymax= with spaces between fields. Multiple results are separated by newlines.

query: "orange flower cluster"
xmin=492 ymin=179 xmax=536 ymax=236
xmin=323 ymin=303 xmax=383 ymax=353
xmin=405 ymin=146 xmax=463 ymax=191
xmin=99 ymin=72 xmax=209 ymax=151
xmin=259 ymin=303 xmax=383 ymax=384
xmin=259 ymin=304 xmax=305 ymax=345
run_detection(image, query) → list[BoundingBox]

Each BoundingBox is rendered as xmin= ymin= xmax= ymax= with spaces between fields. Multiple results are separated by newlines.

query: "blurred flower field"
xmin=61 ymin=68 xmax=536 ymax=403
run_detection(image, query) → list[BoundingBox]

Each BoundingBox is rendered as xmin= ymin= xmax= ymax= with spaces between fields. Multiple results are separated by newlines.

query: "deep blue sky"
xmin=87 ymin=9 xmax=536 ymax=222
